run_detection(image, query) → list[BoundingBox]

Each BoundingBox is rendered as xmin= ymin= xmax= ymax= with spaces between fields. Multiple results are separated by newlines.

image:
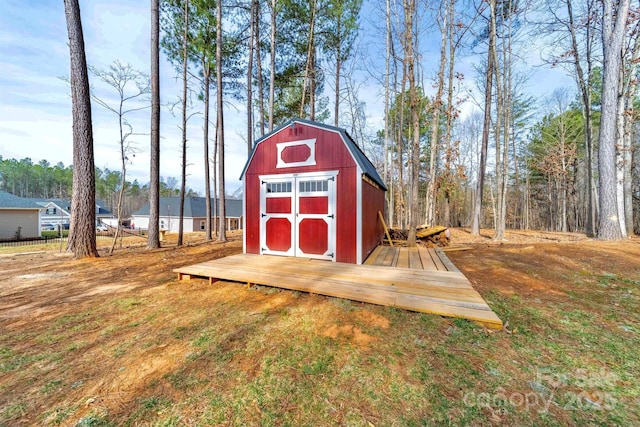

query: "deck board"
xmin=397 ymin=248 xmax=410 ymax=269
xmin=363 ymin=246 xmax=384 ymax=265
xmin=174 ymin=250 xmax=502 ymax=329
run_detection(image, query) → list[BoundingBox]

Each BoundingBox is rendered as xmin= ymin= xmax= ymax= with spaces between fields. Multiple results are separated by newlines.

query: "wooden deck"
xmin=174 ymin=247 xmax=502 ymax=329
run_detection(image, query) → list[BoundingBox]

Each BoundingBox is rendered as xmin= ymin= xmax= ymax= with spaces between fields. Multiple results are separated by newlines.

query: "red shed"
xmin=240 ymin=119 xmax=387 ymax=264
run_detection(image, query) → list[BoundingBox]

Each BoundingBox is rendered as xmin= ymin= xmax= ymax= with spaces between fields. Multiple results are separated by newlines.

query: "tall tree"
xmin=543 ymin=0 xmax=599 ymax=236
xmin=162 ymin=0 xmax=228 ymax=242
xmin=598 ymin=0 xmax=630 ymax=240
xmin=568 ymin=0 xmax=598 ymax=237
xmin=384 ymin=0 xmax=392 ymax=226
xmin=441 ymin=0 xmax=459 ymax=227
xmin=471 ymin=0 xmax=496 ymax=235
xmin=299 ymin=0 xmax=318 ymax=119
xmin=216 ymin=0 xmax=227 ymax=242
xmin=148 ymin=0 xmax=161 ymax=249
xmin=493 ymin=0 xmax=511 ymax=241
xmin=254 ymin=0 xmax=266 ymax=137
xmin=63 ymin=0 xmax=98 ymax=258
xmin=620 ymin=30 xmax=640 ymax=236
xmin=192 ymin=0 xmax=216 ymax=241
xmin=247 ymin=0 xmax=256 ymax=155
xmin=404 ymin=0 xmax=420 ymax=246
xmin=320 ymin=0 xmax=362 ymax=126
xmin=425 ymin=0 xmax=449 ymax=227
xmin=177 ymin=0 xmax=190 ymax=246
xmin=268 ymin=0 xmax=276 ymax=131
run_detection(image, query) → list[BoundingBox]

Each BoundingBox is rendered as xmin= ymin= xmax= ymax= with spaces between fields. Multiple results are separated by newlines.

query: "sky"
xmin=0 ymin=0 xmax=251 ymax=195
xmin=0 ymin=0 xmax=573 ymax=196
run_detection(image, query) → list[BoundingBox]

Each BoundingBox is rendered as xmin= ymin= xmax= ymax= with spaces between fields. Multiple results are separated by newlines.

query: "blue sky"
xmin=0 ymin=0 xmax=251 ymax=195
xmin=0 ymin=0 xmax=572 ymax=195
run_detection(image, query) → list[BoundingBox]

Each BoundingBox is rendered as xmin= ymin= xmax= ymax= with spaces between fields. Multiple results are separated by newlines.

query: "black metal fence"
xmin=0 ymin=234 xmax=113 ymax=248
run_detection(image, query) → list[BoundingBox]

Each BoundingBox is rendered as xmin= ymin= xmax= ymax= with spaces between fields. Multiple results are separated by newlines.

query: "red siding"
xmin=245 ymin=175 xmax=261 ymax=254
xmin=361 ymin=179 xmax=386 ymax=263
xmin=335 ymin=167 xmax=357 ymax=263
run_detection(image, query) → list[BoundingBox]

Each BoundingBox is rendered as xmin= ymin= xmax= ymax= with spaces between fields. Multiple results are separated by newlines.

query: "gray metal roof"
xmin=0 ymin=190 xmax=42 ymax=209
xmin=134 ymin=197 xmax=243 ymax=218
xmin=29 ymin=198 xmax=112 ymax=216
xmin=240 ymin=118 xmax=387 ymax=190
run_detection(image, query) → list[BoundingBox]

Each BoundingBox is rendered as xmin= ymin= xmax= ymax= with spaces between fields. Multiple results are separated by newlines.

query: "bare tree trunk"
xmin=494 ymin=4 xmax=508 ymax=241
xmin=247 ymin=0 xmax=255 ymax=156
xmin=300 ymin=0 xmax=317 ymax=119
xmin=334 ymin=13 xmax=341 ymax=127
xmin=64 ymin=0 xmax=98 ymax=259
xmin=148 ymin=0 xmax=161 ymax=249
xmin=217 ymin=0 xmax=227 ymax=242
xmin=425 ymin=2 xmax=447 ymax=227
xmin=177 ymin=0 xmax=189 ymax=247
xmin=404 ymin=0 xmax=420 ymax=246
xmin=567 ymin=0 xmax=597 ymax=236
xmin=203 ymin=63 xmax=212 ymax=241
xmin=397 ymin=63 xmax=406 ymax=229
xmin=471 ymin=0 xmax=496 ymax=235
xmin=524 ymin=168 xmax=530 ymax=230
xmin=384 ymin=0 xmax=391 ymax=225
xmin=621 ymin=32 xmax=640 ymax=236
xmin=598 ymin=0 xmax=629 ymax=240
xmin=255 ymin=0 xmax=265 ymax=137
xmin=616 ymin=71 xmax=627 ymax=237
xmin=109 ymin=108 xmax=128 ymax=253
xmin=269 ymin=0 xmax=276 ymax=131
xmin=213 ymin=123 xmax=218 ymax=237
xmin=310 ymin=45 xmax=316 ymax=121
xmin=442 ymin=0 xmax=457 ymax=227
xmin=623 ymin=102 xmax=635 ymax=236
xmin=512 ymin=128 xmax=521 ymax=229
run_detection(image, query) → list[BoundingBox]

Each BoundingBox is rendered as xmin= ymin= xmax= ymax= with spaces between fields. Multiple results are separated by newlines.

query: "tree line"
xmin=60 ymin=0 xmax=638 ymax=257
xmin=0 ymin=156 xmax=197 ymax=216
xmin=374 ymin=0 xmax=639 ymax=241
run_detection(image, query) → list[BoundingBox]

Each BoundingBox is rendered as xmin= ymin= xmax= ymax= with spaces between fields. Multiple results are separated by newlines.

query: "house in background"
xmin=31 ymin=199 xmax=114 ymax=229
xmin=0 ymin=190 xmax=42 ymax=240
xmin=36 ymin=199 xmax=70 ymax=229
xmin=241 ymin=118 xmax=386 ymax=264
xmin=132 ymin=197 xmax=243 ymax=232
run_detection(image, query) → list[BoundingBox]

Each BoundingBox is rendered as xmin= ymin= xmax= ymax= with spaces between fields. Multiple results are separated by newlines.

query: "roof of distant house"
xmin=0 ymin=190 xmax=43 ymax=209
xmin=28 ymin=198 xmax=113 ymax=216
xmin=134 ymin=197 xmax=243 ymax=218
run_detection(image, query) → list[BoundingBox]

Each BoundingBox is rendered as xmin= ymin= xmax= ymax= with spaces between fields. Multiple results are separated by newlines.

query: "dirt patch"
xmin=322 ymin=324 xmax=377 ymax=347
xmin=356 ymin=310 xmax=390 ymax=329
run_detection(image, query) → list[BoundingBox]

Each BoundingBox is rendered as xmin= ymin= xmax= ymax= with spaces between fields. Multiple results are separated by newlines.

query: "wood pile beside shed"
xmin=384 ymin=225 xmax=451 ymax=247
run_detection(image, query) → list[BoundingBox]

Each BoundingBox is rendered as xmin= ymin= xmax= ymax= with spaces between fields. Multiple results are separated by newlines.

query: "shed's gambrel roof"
xmin=240 ymin=118 xmax=387 ymax=190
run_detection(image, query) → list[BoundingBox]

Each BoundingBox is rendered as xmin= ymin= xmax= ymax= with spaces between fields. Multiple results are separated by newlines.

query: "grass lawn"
xmin=0 ymin=230 xmax=638 ymax=426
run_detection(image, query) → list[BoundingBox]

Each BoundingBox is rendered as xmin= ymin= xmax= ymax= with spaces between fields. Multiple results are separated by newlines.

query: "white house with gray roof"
xmin=30 ymin=198 xmax=114 ymax=229
xmin=132 ymin=197 xmax=243 ymax=232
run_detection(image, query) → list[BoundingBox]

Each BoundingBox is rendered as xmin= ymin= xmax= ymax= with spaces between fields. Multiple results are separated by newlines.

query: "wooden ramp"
xmin=174 ymin=249 xmax=502 ymax=329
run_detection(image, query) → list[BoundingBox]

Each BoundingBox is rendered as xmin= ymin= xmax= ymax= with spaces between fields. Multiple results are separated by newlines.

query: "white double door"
xmin=259 ymin=171 xmax=337 ymax=261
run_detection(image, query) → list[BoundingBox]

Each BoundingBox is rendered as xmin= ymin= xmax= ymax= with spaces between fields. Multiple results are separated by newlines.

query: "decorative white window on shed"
xmin=266 ymin=181 xmax=292 ymax=193
xmin=299 ymin=179 xmax=329 ymax=193
xmin=200 ymin=220 xmax=206 ymax=230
